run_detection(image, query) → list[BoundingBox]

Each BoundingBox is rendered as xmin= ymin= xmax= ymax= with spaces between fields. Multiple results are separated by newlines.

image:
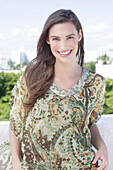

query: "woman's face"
xmin=47 ymin=22 xmax=82 ymax=64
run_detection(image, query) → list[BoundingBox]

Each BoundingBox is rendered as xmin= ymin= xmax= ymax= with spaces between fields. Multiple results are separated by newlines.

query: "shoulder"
xmin=89 ymin=70 xmax=104 ymax=80
xmin=12 ymin=73 xmax=27 ymax=93
xmin=83 ymin=67 xmax=105 ymax=87
xmin=11 ymin=73 xmax=28 ymax=100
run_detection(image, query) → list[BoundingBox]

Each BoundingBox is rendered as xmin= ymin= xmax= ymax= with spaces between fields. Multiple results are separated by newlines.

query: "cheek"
xmin=72 ymin=41 xmax=79 ymax=53
xmin=50 ymin=43 xmax=59 ymax=52
xmin=69 ymin=39 xmax=78 ymax=47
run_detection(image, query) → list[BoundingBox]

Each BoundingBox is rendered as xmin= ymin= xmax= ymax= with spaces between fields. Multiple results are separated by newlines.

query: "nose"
xmin=60 ymin=40 xmax=67 ymax=50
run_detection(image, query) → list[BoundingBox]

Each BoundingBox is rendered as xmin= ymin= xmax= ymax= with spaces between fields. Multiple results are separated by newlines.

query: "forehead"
xmin=48 ymin=22 xmax=78 ymax=36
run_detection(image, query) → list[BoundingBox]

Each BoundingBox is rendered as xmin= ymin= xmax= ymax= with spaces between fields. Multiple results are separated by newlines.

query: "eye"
xmin=52 ymin=37 xmax=59 ymax=41
xmin=67 ymin=36 xmax=74 ymax=40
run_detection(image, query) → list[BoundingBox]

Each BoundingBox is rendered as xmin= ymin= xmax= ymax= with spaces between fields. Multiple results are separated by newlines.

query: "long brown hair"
xmin=23 ymin=9 xmax=84 ymax=110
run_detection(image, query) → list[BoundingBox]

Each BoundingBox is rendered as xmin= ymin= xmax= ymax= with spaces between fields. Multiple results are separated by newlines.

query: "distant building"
xmin=11 ymin=47 xmax=29 ymax=66
xmin=0 ymin=55 xmax=9 ymax=70
xmin=96 ymin=45 xmax=113 ymax=79
xmin=97 ymin=44 xmax=113 ymax=59
xmin=96 ymin=60 xmax=113 ymax=79
xmin=0 ymin=69 xmax=21 ymax=74
xmin=25 ymin=50 xmax=36 ymax=62
xmin=0 ymin=47 xmax=36 ymax=70
xmin=20 ymin=52 xmax=29 ymax=64
xmin=85 ymin=50 xmax=97 ymax=63
xmin=10 ymin=47 xmax=36 ymax=66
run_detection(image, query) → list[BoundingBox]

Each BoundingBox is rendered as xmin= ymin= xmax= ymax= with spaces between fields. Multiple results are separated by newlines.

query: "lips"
xmin=58 ymin=50 xmax=72 ymax=56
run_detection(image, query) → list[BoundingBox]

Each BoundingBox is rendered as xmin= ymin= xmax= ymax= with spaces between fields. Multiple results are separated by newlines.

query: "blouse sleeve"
xmin=9 ymin=74 xmax=28 ymax=142
xmin=88 ymin=75 xmax=105 ymax=128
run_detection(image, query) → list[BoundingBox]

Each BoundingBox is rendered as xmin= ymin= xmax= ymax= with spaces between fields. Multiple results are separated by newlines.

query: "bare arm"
xmin=90 ymin=124 xmax=108 ymax=170
xmin=90 ymin=124 xmax=104 ymax=150
xmin=9 ymin=126 xmax=21 ymax=170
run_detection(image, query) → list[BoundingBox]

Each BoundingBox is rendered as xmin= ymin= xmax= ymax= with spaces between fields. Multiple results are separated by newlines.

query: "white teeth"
xmin=59 ymin=50 xmax=71 ymax=55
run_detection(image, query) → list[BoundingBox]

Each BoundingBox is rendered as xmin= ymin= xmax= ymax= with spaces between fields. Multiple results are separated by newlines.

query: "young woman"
xmin=0 ymin=9 xmax=108 ymax=170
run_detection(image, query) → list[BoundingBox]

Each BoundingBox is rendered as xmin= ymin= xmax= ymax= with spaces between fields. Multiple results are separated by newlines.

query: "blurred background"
xmin=0 ymin=0 xmax=113 ymax=169
xmin=0 ymin=0 xmax=113 ymax=120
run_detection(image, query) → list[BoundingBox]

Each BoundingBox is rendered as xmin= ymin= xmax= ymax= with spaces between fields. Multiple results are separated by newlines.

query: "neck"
xmin=54 ymin=61 xmax=82 ymax=80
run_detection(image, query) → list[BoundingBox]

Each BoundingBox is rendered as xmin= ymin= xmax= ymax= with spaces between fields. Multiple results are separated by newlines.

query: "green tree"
xmin=0 ymin=72 xmax=22 ymax=98
xmin=8 ymin=59 xmax=15 ymax=68
xmin=0 ymin=72 xmax=6 ymax=97
xmin=97 ymin=54 xmax=111 ymax=64
xmin=84 ymin=61 xmax=96 ymax=72
xmin=13 ymin=62 xmax=28 ymax=70
xmin=0 ymin=72 xmax=22 ymax=120
xmin=103 ymin=79 xmax=113 ymax=114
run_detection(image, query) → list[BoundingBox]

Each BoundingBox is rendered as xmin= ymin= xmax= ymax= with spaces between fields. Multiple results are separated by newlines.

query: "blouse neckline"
xmin=50 ymin=67 xmax=90 ymax=97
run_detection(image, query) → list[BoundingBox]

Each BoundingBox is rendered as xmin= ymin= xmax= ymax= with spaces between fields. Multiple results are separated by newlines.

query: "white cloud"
xmin=84 ymin=23 xmax=109 ymax=33
xmin=11 ymin=27 xmax=40 ymax=37
xmin=109 ymin=44 xmax=113 ymax=49
xmin=0 ymin=33 xmax=3 ymax=39
xmin=24 ymin=28 xmax=40 ymax=37
xmin=83 ymin=23 xmax=113 ymax=51
xmin=11 ymin=28 xmax=22 ymax=36
xmin=0 ymin=27 xmax=41 ymax=41
xmin=0 ymin=27 xmax=40 ymax=56
xmin=86 ymin=28 xmax=113 ymax=41
xmin=84 ymin=23 xmax=113 ymax=44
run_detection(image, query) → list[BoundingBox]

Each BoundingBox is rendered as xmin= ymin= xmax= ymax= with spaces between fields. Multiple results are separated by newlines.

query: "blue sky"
xmin=0 ymin=0 xmax=113 ymax=58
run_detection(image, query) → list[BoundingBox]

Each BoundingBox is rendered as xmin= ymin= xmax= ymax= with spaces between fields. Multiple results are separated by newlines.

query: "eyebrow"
xmin=50 ymin=33 xmax=76 ymax=38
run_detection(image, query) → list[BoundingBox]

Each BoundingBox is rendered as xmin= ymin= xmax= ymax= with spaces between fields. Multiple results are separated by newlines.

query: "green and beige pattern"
xmin=0 ymin=67 xmax=105 ymax=170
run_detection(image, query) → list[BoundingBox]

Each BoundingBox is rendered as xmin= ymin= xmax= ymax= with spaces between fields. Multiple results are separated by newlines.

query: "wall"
xmin=96 ymin=61 xmax=113 ymax=79
xmin=0 ymin=115 xmax=113 ymax=170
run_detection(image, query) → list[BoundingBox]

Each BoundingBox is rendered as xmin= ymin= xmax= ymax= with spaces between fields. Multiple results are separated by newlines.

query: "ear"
xmin=78 ymin=29 xmax=82 ymax=42
xmin=46 ymin=38 xmax=50 ymax=44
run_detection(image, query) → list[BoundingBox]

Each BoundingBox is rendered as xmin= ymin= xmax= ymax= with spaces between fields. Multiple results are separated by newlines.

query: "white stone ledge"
xmin=0 ymin=121 xmax=9 ymax=144
xmin=0 ymin=115 xmax=113 ymax=170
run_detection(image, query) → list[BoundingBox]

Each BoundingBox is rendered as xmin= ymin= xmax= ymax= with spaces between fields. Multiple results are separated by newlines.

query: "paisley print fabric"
xmin=0 ymin=67 xmax=105 ymax=170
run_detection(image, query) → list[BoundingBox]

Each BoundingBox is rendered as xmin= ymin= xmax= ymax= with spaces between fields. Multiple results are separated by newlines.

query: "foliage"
xmin=97 ymin=54 xmax=112 ymax=64
xmin=13 ymin=62 xmax=28 ymax=70
xmin=8 ymin=58 xmax=28 ymax=70
xmin=84 ymin=61 xmax=96 ymax=72
xmin=0 ymin=102 xmax=10 ymax=121
xmin=0 ymin=72 xmax=22 ymax=98
xmin=103 ymin=79 xmax=113 ymax=114
xmin=8 ymin=59 xmax=15 ymax=68
xmin=0 ymin=72 xmax=22 ymax=120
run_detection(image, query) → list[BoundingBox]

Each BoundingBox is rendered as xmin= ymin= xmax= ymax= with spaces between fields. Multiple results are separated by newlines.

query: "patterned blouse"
xmin=0 ymin=67 xmax=105 ymax=170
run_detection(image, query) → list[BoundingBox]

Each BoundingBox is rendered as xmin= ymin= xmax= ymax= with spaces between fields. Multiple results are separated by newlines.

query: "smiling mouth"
xmin=58 ymin=50 xmax=72 ymax=55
